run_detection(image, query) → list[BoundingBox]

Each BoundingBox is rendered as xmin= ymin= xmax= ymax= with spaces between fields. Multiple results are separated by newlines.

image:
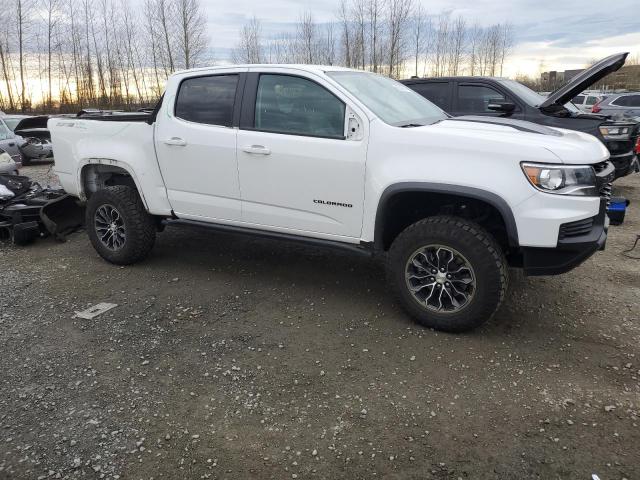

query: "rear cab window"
xmin=175 ymin=75 xmax=239 ymax=126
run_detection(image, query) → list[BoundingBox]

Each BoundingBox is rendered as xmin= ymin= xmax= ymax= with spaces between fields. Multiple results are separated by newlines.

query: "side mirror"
xmin=487 ymin=100 xmax=516 ymax=113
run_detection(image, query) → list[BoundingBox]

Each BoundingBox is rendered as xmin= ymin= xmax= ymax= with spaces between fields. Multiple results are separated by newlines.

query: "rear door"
xmin=236 ymin=70 xmax=368 ymax=239
xmin=154 ymin=70 xmax=245 ymax=222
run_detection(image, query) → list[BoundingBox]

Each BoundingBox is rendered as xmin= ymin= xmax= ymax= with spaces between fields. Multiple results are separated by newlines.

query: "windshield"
xmin=498 ymin=79 xmax=582 ymax=113
xmin=327 ymin=71 xmax=447 ymax=126
xmin=3 ymin=118 xmax=21 ymax=131
xmin=497 ymin=79 xmax=546 ymax=107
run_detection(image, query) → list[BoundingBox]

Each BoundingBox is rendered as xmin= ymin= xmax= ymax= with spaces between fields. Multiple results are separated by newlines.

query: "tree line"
xmin=0 ymin=0 xmax=514 ymax=113
xmin=233 ymin=1 xmax=514 ymax=80
xmin=0 ymin=0 xmax=208 ymax=112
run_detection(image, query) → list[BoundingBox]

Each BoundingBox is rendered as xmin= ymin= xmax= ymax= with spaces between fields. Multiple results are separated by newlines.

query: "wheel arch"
xmin=78 ymin=160 xmax=149 ymax=211
xmin=374 ymin=183 xmax=519 ymax=251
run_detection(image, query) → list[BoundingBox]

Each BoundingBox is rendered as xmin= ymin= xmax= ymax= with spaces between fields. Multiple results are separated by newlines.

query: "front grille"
xmin=593 ymin=160 xmax=614 ymax=207
xmin=599 ymin=182 xmax=613 ymax=206
xmin=559 ymin=217 xmax=594 ymax=240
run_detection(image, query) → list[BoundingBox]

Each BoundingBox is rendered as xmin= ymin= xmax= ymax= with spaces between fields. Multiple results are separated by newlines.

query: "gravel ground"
xmin=1 ymin=164 xmax=639 ymax=480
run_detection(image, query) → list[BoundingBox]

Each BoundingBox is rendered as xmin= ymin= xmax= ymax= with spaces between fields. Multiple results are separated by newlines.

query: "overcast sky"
xmin=201 ymin=0 xmax=640 ymax=77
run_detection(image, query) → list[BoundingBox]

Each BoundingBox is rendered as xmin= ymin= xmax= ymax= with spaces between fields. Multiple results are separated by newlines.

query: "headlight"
xmin=599 ymin=126 xmax=630 ymax=138
xmin=521 ymin=163 xmax=598 ymax=196
xmin=0 ymin=151 xmax=12 ymax=165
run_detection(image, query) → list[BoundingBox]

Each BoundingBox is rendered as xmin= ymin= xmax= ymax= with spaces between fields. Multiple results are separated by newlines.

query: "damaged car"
xmin=0 ymin=148 xmax=19 ymax=175
xmin=4 ymin=115 xmax=54 ymax=165
xmin=0 ymin=174 xmax=83 ymax=245
xmin=0 ymin=117 xmax=23 ymax=167
xmin=403 ymin=52 xmax=640 ymax=179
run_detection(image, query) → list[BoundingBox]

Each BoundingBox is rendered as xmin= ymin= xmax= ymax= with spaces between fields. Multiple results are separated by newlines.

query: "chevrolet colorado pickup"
xmin=49 ymin=65 xmax=615 ymax=332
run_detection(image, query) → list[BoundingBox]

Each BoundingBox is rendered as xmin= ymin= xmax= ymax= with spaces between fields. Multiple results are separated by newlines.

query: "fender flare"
xmin=374 ymin=182 xmax=520 ymax=249
xmin=77 ymin=159 xmax=149 ymax=210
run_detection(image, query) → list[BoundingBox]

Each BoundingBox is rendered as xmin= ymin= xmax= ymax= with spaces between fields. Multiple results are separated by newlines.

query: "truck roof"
xmin=402 ymin=76 xmax=509 ymax=82
xmin=171 ymin=64 xmax=360 ymax=77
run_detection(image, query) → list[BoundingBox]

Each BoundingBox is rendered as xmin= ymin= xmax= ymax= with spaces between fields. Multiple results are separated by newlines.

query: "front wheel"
xmin=387 ymin=216 xmax=508 ymax=332
xmin=85 ymin=186 xmax=156 ymax=265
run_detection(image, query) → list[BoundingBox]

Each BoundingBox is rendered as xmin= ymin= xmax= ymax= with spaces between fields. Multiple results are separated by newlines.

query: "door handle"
xmin=242 ymin=145 xmax=271 ymax=155
xmin=163 ymin=137 xmax=187 ymax=147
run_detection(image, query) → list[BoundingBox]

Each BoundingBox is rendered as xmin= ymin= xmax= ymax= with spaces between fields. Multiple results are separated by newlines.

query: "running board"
xmin=163 ymin=219 xmax=374 ymax=257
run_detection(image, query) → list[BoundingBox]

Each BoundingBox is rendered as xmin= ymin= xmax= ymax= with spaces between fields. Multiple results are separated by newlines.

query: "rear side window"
xmin=611 ymin=95 xmax=640 ymax=107
xmin=254 ymin=74 xmax=345 ymax=138
xmin=175 ymin=75 xmax=238 ymax=126
xmin=572 ymin=95 xmax=585 ymax=105
xmin=409 ymin=82 xmax=450 ymax=110
xmin=457 ymin=85 xmax=506 ymax=113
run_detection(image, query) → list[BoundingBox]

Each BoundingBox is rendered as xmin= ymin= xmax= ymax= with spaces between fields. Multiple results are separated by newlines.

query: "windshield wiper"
xmin=398 ymin=123 xmax=425 ymax=128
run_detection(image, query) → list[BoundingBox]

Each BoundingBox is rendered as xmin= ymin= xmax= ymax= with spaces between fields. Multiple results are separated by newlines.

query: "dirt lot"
xmin=1 ymin=164 xmax=639 ymax=480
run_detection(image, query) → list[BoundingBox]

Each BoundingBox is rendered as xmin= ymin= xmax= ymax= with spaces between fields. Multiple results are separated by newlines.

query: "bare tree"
xmin=410 ymin=2 xmax=428 ymax=77
xmin=367 ymin=0 xmax=383 ymax=72
xmin=233 ymin=16 xmax=263 ymax=64
xmin=15 ymin=0 xmax=34 ymax=110
xmin=447 ymin=16 xmax=466 ymax=75
xmin=174 ymin=0 xmax=207 ymax=69
xmin=337 ymin=0 xmax=352 ymax=67
xmin=386 ymin=0 xmax=413 ymax=78
xmin=297 ymin=11 xmax=317 ymax=64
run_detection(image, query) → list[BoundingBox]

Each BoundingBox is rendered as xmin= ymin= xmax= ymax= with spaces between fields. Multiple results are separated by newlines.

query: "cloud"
xmin=201 ymin=0 xmax=639 ymax=74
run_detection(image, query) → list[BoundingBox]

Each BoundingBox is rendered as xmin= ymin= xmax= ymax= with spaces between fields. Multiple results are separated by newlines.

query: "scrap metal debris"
xmin=0 ymin=174 xmax=83 ymax=245
xmin=75 ymin=303 xmax=118 ymax=319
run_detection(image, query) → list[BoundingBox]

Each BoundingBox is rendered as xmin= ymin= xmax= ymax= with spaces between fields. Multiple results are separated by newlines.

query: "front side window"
xmin=585 ymin=96 xmax=599 ymax=106
xmin=175 ymin=74 xmax=238 ymax=126
xmin=458 ymin=85 xmax=506 ymax=113
xmin=254 ymin=74 xmax=345 ymax=138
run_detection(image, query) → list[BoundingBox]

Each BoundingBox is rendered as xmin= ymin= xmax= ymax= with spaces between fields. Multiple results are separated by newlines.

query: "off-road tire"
xmin=387 ymin=215 xmax=508 ymax=332
xmin=86 ymin=185 xmax=156 ymax=265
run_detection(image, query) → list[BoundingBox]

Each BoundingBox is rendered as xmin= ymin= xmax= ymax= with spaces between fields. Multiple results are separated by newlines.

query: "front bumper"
xmin=609 ymin=151 xmax=637 ymax=179
xmin=522 ymin=199 xmax=608 ymax=276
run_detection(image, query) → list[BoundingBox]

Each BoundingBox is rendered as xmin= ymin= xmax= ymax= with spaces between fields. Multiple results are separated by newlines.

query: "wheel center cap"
xmin=435 ymin=271 xmax=447 ymax=284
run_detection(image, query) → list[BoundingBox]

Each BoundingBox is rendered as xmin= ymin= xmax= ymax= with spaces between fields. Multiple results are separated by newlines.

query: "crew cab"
xmin=402 ymin=53 xmax=639 ymax=179
xmin=50 ymin=65 xmax=614 ymax=332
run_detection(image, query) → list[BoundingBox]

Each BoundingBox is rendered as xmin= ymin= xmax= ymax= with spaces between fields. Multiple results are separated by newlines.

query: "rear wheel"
xmin=86 ymin=186 xmax=156 ymax=265
xmin=387 ymin=216 xmax=508 ymax=332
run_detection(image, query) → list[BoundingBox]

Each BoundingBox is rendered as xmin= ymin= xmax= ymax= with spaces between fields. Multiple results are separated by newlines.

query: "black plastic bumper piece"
xmin=609 ymin=151 xmax=637 ymax=179
xmin=522 ymin=199 xmax=608 ymax=276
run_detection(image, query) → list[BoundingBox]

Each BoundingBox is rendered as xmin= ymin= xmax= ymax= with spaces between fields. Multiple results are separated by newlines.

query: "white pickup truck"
xmin=50 ymin=65 xmax=614 ymax=332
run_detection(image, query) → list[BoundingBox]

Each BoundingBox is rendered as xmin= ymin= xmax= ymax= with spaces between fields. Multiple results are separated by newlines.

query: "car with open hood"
xmin=402 ymin=53 xmax=639 ymax=179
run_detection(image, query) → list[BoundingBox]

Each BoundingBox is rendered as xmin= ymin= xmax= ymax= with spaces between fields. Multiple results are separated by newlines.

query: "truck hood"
xmin=540 ymin=52 xmax=628 ymax=109
xmin=412 ymin=117 xmax=609 ymax=165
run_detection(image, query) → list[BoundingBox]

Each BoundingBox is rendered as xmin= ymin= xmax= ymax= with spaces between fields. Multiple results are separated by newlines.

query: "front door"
xmin=154 ymin=73 xmax=243 ymax=222
xmin=237 ymin=72 xmax=367 ymax=239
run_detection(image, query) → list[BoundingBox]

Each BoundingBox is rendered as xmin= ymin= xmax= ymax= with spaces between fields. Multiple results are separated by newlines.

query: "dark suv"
xmin=402 ymin=53 xmax=639 ymax=179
